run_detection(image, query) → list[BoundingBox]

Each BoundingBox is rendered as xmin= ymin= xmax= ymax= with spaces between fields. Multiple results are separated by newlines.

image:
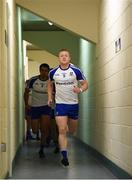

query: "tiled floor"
xmin=10 ymin=137 xmax=117 ymax=179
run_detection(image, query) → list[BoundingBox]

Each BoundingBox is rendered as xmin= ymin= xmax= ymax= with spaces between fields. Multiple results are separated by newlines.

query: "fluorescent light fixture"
xmin=48 ymin=21 xmax=53 ymax=26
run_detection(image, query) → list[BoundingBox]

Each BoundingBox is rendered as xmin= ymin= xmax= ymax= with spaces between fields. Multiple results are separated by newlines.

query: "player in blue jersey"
xmin=25 ymin=63 xmax=51 ymax=158
xmin=48 ymin=49 xmax=88 ymax=166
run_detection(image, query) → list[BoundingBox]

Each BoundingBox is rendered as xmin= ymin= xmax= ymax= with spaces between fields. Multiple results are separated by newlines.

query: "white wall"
xmin=0 ymin=0 xmax=8 ymax=178
xmin=93 ymin=0 xmax=132 ymax=175
xmin=0 ymin=0 xmax=19 ymax=178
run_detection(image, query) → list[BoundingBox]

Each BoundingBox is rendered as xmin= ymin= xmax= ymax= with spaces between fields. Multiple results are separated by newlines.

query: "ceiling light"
xmin=48 ymin=21 xmax=53 ymax=26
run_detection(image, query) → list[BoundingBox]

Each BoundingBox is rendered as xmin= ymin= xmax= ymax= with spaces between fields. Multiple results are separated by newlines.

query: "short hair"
xmin=58 ymin=48 xmax=71 ymax=55
xmin=39 ymin=63 xmax=50 ymax=71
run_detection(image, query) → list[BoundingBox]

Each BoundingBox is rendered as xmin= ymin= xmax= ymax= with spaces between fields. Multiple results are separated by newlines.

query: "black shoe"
xmin=54 ymin=147 xmax=60 ymax=154
xmin=39 ymin=149 xmax=45 ymax=158
xmin=61 ymin=158 xmax=69 ymax=167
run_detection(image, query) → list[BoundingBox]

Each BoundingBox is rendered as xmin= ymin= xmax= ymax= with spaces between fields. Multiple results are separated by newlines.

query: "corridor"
xmin=11 ymin=137 xmax=116 ymax=179
xmin=1 ymin=0 xmax=132 ymax=179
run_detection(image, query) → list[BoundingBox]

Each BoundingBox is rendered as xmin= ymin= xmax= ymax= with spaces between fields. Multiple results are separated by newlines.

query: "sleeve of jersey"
xmin=75 ymin=68 xmax=86 ymax=81
xmin=49 ymin=68 xmax=57 ymax=81
xmin=49 ymin=71 xmax=54 ymax=81
xmin=28 ymin=77 xmax=37 ymax=89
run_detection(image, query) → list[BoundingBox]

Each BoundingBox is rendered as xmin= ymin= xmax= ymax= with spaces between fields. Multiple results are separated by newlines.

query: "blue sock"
xmin=61 ymin=150 xmax=68 ymax=159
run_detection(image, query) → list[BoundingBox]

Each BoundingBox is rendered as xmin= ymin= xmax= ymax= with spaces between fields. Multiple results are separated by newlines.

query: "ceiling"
xmin=21 ymin=7 xmax=80 ymax=64
xmin=21 ymin=8 xmax=64 ymax=31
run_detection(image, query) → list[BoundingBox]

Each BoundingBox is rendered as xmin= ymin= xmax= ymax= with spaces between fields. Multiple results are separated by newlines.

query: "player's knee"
xmin=59 ymin=127 xmax=67 ymax=135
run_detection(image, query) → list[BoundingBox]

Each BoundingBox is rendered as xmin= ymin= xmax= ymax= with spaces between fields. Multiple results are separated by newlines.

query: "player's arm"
xmin=24 ymin=87 xmax=30 ymax=109
xmin=79 ymin=80 xmax=88 ymax=93
xmin=73 ymin=80 xmax=88 ymax=94
xmin=47 ymin=79 xmax=53 ymax=106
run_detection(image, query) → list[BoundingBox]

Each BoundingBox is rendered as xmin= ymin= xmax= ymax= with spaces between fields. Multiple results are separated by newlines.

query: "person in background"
xmin=49 ymin=82 xmax=59 ymax=153
xmin=45 ymin=78 xmax=60 ymax=153
xmin=24 ymin=80 xmax=33 ymax=140
xmin=25 ymin=63 xmax=51 ymax=158
xmin=48 ymin=49 xmax=88 ymax=167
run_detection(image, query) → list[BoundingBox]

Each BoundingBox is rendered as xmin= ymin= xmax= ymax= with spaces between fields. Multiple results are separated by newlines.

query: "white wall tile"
xmin=94 ymin=0 xmax=132 ymax=175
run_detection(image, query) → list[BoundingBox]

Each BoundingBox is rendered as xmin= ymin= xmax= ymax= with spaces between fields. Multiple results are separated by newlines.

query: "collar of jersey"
xmin=59 ymin=64 xmax=70 ymax=70
xmin=39 ymin=75 xmax=48 ymax=81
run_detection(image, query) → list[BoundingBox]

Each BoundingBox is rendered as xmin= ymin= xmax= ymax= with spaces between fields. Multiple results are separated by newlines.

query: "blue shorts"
xmin=50 ymin=108 xmax=55 ymax=119
xmin=31 ymin=105 xmax=51 ymax=120
xmin=25 ymin=108 xmax=31 ymax=118
xmin=55 ymin=104 xmax=79 ymax=120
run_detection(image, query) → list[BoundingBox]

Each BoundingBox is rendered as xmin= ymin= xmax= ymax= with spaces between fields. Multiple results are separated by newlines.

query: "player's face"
xmin=58 ymin=51 xmax=71 ymax=65
xmin=40 ymin=67 xmax=49 ymax=78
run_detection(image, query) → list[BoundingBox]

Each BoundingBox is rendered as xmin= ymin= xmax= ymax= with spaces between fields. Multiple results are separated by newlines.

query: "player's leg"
xmin=50 ymin=109 xmax=59 ymax=153
xmin=68 ymin=118 xmax=78 ymax=135
xmin=31 ymin=106 xmax=40 ymax=139
xmin=39 ymin=106 xmax=51 ymax=158
xmin=68 ymin=104 xmax=79 ymax=135
xmin=55 ymin=104 xmax=69 ymax=166
xmin=39 ymin=115 xmax=50 ymax=157
xmin=56 ymin=116 xmax=69 ymax=166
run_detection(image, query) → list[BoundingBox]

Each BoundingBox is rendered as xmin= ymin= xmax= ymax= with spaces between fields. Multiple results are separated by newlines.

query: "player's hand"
xmin=73 ymin=86 xmax=81 ymax=94
xmin=48 ymin=98 xmax=53 ymax=107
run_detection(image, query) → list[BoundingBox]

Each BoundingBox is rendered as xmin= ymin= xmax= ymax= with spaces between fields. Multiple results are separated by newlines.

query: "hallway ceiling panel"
xmin=16 ymin=0 xmax=100 ymax=43
xmin=21 ymin=8 xmax=80 ymax=64
xmin=21 ymin=8 xmax=64 ymax=31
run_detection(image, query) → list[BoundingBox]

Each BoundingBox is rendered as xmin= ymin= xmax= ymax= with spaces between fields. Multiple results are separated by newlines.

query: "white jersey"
xmin=28 ymin=75 xmax=48 ymax=107
xmin=49 ymin=64 xmax=86 ymax=104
